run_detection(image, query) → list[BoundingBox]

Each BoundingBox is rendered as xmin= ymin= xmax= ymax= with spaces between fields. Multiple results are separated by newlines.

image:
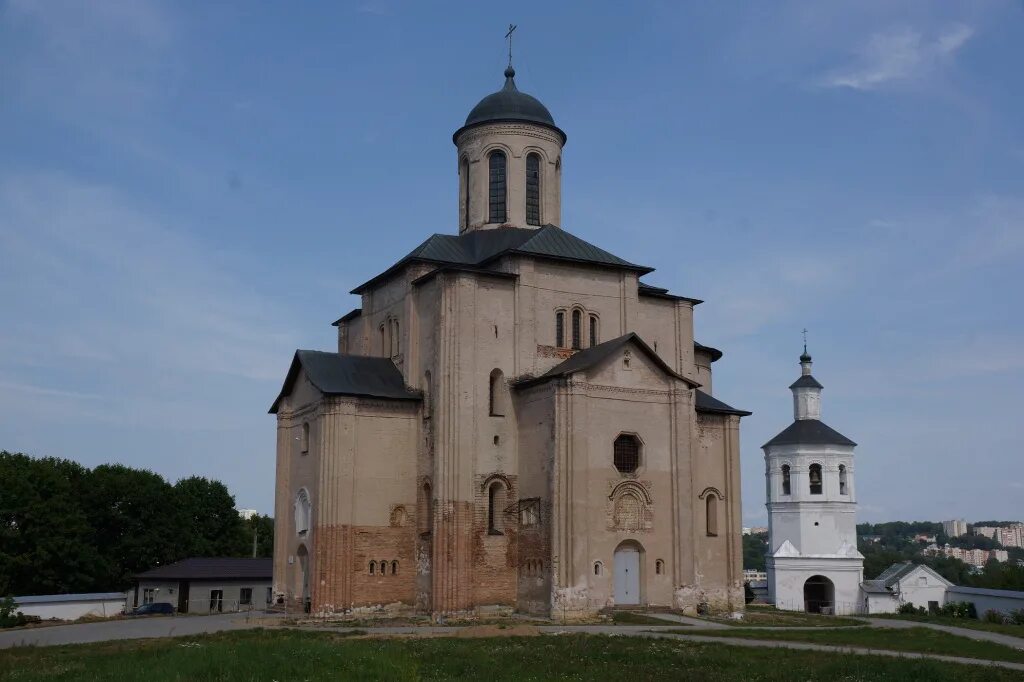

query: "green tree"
xmin=81 ymin=464 xmax=187 ymax=588
xmin=174 ymin=477 xmax=248 ymax=557
xmin=241 ymin=514 xmax=275 ymax=558
xmin=0 ymin=452 xmax=102 ymax=595
xmin=742 ymin=533 xmax=767 ymax=571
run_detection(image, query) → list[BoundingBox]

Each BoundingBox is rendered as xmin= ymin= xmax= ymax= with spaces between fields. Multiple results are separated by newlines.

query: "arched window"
xmin=594 ymin=561 xmax=603 ymax=576
xmin=294 ymin=489 xmax=311 ymax=536
xmin=300 ymin=421 xmax=310 ymax=454
xmin=706 ymin=495 xmax=718 ymax=536
xmin=488 ymin=151 xmax=507 ymax=223
xmin=613 ymin=434 xmax=640 ymax=474
xmin=369 ymin=561 xmax=376 ymax=575
xmin=392 ymin=319 xmax=400 ymax=355
xmin=489 ymin=369 xmax=505 ymax=416
xmin=379 ymin=324 xmax=386 ymax=355
xmin=571 ymin=309 xmax=582 ymax=349
xmin=487 ymin=481 xmax=505 ymax=534
xmin=781 ymin=465 xmax=791 ymax=496
xmin=423 ymin=371 xmax=432 ymax=420
xmin=839 ymin=464 xmax=848 ymax=495
xmin=526 ymin=153 xmax=541 ymax=225
xmin=589 ymin=315 xmax=599 ymax=347
xmin=809 ymin=464 xmax=823 ymax=495
xmin=392 ymin=560 xmax=399 ymax=575
xmin=655 ymin=559 xmax=665 ymax=575
xmin=461 ymin=157 xmax=470 ymax=229
xmin=379 ymin=559 xmax=387 ymax=575
xmin=555 ymin=311 xmax=565 ymax=347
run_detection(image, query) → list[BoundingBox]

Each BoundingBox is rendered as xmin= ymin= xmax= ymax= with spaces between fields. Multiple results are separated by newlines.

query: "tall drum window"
xmin=526 ymin=153 xmax=541 ymax=225
xmin=555 ymin=311 xmax=565 ymax=347
xmin=488 ymin=151 xmax=507 ymax=223
xmin=781 ymin=464 xmax=791 ymax=495
xmin=571 ymin=309 xmax=582 ymax=350
xmin=839 ymin=464 xmax=848 ymax=495
xmin=461 ymin=157 xmax=470 ymax=229
xmin=589 ymin=315 xmax=599 ymax=347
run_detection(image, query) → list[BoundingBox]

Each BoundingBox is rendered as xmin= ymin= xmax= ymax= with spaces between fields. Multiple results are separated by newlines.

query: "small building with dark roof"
xmin=270 ymin=55 xmax=750 ymax=619
xmin=133 ymin=558 xmax=272 ymax=614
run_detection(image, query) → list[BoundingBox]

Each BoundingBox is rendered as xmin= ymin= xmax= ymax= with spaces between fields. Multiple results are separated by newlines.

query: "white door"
xmin=613 ymin=547 xmax=641 ymax=605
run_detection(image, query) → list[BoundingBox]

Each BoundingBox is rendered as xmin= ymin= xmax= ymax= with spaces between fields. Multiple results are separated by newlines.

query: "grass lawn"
xmin=870 ymin=613 xmax=1024 ymax=638
xmin=698 ymin=605 xmax=865 ymax=627
xmin=2 ymin=630 xmax=1023 ymax=681
xmin=670 ymin=626 xmax=1024 ymax=664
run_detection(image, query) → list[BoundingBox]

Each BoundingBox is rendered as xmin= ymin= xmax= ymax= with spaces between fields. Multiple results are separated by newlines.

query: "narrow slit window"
xmin=526 ymin=153 xmax=541 ymax=225
xmin=706 ymin=495 xmax=718 ymax=536
xmin=556 ymin=311 xmax=565 ymax=347
xmin=838 ymin=464 xmax=848 ymax=495
xmin=782 ymin=465 xmax=791 ymax=495
xmin=571 ymin=309 xmax=582 ymax=350
xmin=488 ymin=151 xmax=507 ymax=223
xmin=461 ymin=157 xmax=470 ymax=229
xmin=589 ymin=315 xmax=598 ymax=347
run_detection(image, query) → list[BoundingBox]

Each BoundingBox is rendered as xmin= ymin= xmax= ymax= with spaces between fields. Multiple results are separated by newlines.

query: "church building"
xmin=270 ymin=60 xmax=750 ymax=618
xmin=764 ymin=347 xmax=864 ymax=615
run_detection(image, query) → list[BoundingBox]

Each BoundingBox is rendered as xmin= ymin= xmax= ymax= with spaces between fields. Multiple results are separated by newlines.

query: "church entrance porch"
xmin=613 ymin=542 xmax=643 ymax=605
xmin=803 ymin=575 xmax=834 ymax=614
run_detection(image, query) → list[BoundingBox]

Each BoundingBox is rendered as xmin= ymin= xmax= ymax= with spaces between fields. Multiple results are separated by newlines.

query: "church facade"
xmin=270 ymin=64 xmax=749 ymax=618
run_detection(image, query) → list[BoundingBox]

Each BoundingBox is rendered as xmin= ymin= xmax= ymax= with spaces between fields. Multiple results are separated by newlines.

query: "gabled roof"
xmin=351 ymin=226 xmax=652 ymax=293
xmin=790 ymin=374 xmax=824 ymax=389
xmin=860 ymin=580 xmax=891 ymax=595
xmin=135 ymin=558 xmax=272 ymax=581
xmin=875 ymin=562 xmax=953 ymax=589
xmin=516 ymin=333 xmax=699 ymax=389
xmin=695 ymin=390 xmax=751 ymax=416
xmin=763 ymin=418 xmax=857 ymax=449
xmin=269 ymin=350 xmax=420 ymax=413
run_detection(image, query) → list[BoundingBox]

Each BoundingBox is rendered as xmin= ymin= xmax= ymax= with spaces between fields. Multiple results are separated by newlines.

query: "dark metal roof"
xmin=269 ymin=350 xmax=420 ymax=413
xmin=352 ymin=226 xmax=651 ymax=294
xmin=135 ymin=558 xmax=272 ymax=581
xmin=454 ymin=67 xmax=566 ymax=144
xmin=948 ymin=585 xmax=1024 ymax=600
xmin=876 ymin=562 xmax=916 ymax=587
xmin=860 ymin=580 xmax=891 ymax=595
xmin=331 ymin=308 xmax=362 ymax=327
xmin=516 ymin=333 xmax=699 ymax=389
xmin=763 ymin=419 xmax=857 ymax=449
xmin=694 ymin=342 xmax=723 ymax=363
xmin=790 ymin=374 xmax=824 ymax=389
xmin=695 ymin=389 xmax=751 ymax=416
xmin=637 ymin=280 xmax=703 ymax=304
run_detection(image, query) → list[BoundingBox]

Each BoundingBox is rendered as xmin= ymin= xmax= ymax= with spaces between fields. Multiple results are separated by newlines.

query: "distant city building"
xmin=924 ymin=544 xmax=1008 ymax=567
xmin=743 ymin=569 xmax=767 ymax=583
xmin=749 ymin=526 xmax=769 ymax=535
xmin=913 ymin=534 xmax=936 ymax=544
xmin=942 ymin=520 xmax=968 ymax=537
xmin=975 ymin=524 xmax=1024 ymax=549
xmin=237 ymin=509 xmax=258 ymax=520
xmin=860 ymin=535 xmax=882 ymax=544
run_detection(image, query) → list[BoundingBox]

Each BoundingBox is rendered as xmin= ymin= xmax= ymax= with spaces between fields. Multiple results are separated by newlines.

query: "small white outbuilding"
xmin=13 ymin=592 xmax=127 ymax=621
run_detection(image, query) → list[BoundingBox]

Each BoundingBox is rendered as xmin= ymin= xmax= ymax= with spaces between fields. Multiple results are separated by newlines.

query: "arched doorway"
xmin=613 ymin=541 xmax=644 ymax=605
xmin=296 ymin=544 xmax=310 ymax=613
xmin=803 ymin=575 xmax=834 ymax=614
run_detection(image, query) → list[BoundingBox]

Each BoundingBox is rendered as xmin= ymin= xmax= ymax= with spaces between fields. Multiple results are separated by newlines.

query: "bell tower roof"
xmin=454 ymin=65 xmax=566 ymax=143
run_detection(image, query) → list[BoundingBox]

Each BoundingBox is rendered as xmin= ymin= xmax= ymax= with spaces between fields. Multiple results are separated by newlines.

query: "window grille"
xmin=613 ymin=435 xmax=640 ymax=473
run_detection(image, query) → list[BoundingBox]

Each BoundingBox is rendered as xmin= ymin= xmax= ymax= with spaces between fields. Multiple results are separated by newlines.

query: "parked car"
xmin=131 ymin=602 xmax=174 ymax=616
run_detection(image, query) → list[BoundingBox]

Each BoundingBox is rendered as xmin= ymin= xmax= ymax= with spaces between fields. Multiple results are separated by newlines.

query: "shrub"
xmin=938 ymin=601 xmax=975 ymax=619
xmin=1008 ymin=609 xmax=1024 ymax=626
xmin=897 ymin=602 xmax=918 ymax=615
xmin=0 ymin=596 xmax=29 ymax=629
xmin=983 ymin=609 xmax=1006 ymax=624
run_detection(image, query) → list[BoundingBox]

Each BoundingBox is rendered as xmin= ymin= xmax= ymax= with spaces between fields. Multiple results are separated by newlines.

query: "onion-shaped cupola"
xmin=453 ymin=65 xmax=565 ymax=234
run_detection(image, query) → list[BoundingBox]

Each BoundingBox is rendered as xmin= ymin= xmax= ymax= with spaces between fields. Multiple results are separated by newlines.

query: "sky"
xmin=1 ymin=1 xmax=1022 ymax=523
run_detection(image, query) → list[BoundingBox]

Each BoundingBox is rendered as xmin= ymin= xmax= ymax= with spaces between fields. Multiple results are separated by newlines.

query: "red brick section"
xmin=311 ymin=524 xmax=417 ymax=611
xmin=432 ymin=501 xmax=477 ymax=613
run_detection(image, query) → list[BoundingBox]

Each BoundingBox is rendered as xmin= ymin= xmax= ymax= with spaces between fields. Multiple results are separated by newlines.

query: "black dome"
xmin=455 ymin=67 xmax=565 ymax=143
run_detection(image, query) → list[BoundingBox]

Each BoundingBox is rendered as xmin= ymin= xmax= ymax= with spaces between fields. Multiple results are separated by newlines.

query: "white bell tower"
xmin=763 ymin=345 xmax=864 ymax=615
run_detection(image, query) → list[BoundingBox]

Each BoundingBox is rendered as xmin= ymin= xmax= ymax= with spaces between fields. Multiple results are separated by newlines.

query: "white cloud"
xmin=819 ymin=23 xmax=973 ymax=90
